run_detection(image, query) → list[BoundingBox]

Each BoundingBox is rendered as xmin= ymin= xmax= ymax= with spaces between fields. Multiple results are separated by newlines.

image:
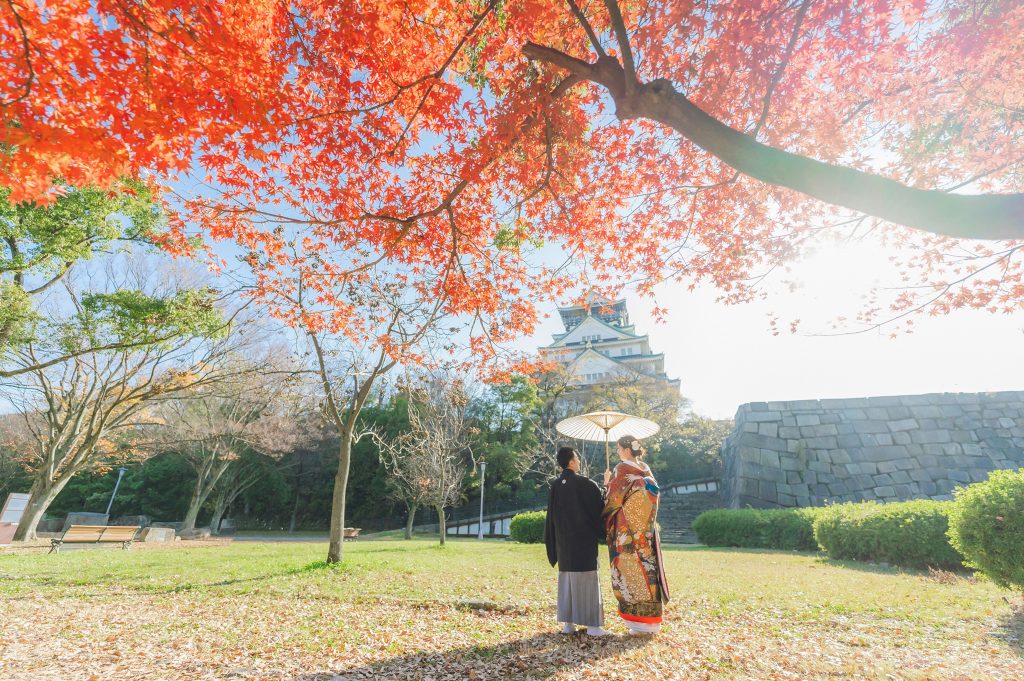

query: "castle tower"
xmin=538 ymin=292 xmax=681 ymax=397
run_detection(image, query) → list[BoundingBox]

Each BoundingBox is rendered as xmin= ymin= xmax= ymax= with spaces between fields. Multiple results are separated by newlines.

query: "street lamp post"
xmin=477 ymin=460 xmax=486 ymax=540
xmin=105 ymin=467 xmax=127 ymax=516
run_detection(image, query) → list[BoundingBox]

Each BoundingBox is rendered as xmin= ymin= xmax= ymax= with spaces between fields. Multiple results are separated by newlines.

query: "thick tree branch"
xmin=522 ymin=42 xmax=1024 ymax=241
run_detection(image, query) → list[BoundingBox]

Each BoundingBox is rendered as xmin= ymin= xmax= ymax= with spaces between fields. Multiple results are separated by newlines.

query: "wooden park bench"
xmin=49 ymin=525 xmax=140 ymax=554
xmin=343 ymin=527 xmax=361 ymax=540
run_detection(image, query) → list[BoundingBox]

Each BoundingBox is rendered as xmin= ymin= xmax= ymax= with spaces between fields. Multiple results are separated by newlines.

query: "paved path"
xmin=232 ymin=534 xmax=329 ymax=542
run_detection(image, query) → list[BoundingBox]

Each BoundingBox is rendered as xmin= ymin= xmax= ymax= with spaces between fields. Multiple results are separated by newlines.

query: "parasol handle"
xmin=604 ymin=430 xmax=610 ymax=473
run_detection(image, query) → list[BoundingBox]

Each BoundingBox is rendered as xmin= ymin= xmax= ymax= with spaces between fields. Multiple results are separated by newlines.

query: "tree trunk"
xmin=208 ymin=494 xmax=228 ymax=535
xmin=181 ymin=459 xmax=229 ymax=533
xmin=436 ymin=504 xmax=446 ymax=546
xmin=288 ymin=492 xmax=300 ymax=534
xmin=327 ymin=429 xmax=354 ymax=563
xmin=404 ymin=502 xmax=417 ymax=540
xmin=13 ymin=475 xmax=69 ymax=542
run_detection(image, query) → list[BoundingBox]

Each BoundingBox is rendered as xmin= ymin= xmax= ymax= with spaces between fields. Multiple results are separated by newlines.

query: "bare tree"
xmin=0 ymin=290 xmax=244 ymax=540
xmin=146 ymin=353 xmax=310 ymax=534
xmin=376 ymin=375 xmax=472 ymax=545
xmin=206 ymin=452 xmax=291 ymax=535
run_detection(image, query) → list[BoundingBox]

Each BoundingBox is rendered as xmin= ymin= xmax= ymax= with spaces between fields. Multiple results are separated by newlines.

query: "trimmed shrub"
xmin=948 ymin=469 xmax=1024 ymax=590
xmin=812 ymin=500 xmax=964 ymax=570
xmin=693 ymin=507 xmax=821 ymax=551
xmin=509 ymin=511 xmax=546 ymax=544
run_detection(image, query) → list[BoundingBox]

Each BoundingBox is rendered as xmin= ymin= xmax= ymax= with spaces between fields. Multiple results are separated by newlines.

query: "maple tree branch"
xmin=751 ymin=0 xmax=811 ymax=138
xmin=565 ymin=0 xmax=607 ymax=59
xmin=522 ymin=42 xmax=1024 ymax=241
xmin=602 ymin=0 xmax=636 ymax=94
xmin=1 ymin=0 xmax=34 ymax=107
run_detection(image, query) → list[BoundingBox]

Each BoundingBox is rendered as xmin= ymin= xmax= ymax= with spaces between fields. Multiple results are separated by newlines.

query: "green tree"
xmin=0 ymin=180 xmax=164 ymax=374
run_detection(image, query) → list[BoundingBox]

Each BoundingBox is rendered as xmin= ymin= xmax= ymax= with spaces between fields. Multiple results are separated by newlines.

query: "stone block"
xmin=873 ymin=473 xmax=894 ymax=486
xmin=827 ymin=482 xmax=849 ymax=497
xmin=782 ymin=415 xmax=797 ymax=427
xmin=808 ymin=460 xmax=831 ymax=473
xmin=777 ymin=493 xmax=796 ymax=507
xmin=838 ymin=434 xmax=862 ymax=449
xmin=742 ymin=422 xmax=759 ymax=433
xmin=758 ymin=422 xmax=779 ymax=438
xmin=942 ymin=443 xmax=963 ymax=456
xmin=761 ymin=467 xmax=785 ymax=483
xmin=759 ymin=450 xmax=781 ymax=468
xmin=843 ymin=408 xmax=868 ymax=421
xmin=804 ymin=436 xmax=838 ymax=450
xmin=743 ymin=433 xmax=788 ymax=450
xmin=748 ymin=411 xmax=783 ymax=422
xmin=780 ymin=457 xmax=802 ymax=471
xmin=894 ymin=458 xmax=917 ymax=471
xmin=889 ymin=470 xmax=912 ymax=485
xmin=893 ymin=484 xmax=914 ymax=499
xmin=886 ymin=406 xmax=912 ymax=420
xmin=778 ymin=426 xmax=801 ymax=439
xmin=892 ymin=432 xmax=912 ymax=445
xmin=786 ymin=471 xmax=803 ymax=484
xmin=920 ymin=481 xmax=938 ymax=496
xmin=855 ymin=474 xmax=876 ymax=490
xmin=860 ymin=434 xmax=880 ymax=447
xmin=911 ymin=430 xmax=952 ymax=445
xmin=854 ymin=421 xmax=890 ymax=434
xmin=62 ymin=512 xmax=109 ymax=532
xmin=875 ymin=486 xmax=897 ymax=498
xmin=837 ymin=423 xmax=856 ymax=435
xmin=861 ymin=446 xmax=908 ymax=463
xmin=803 ymin=471 xmax=818 ymax=485
xmin=830 ymin=449 xmax=852 ymax=464
xmin=910 ymin=406 xmax=943 ymax=419
xmin=876 ymin=433 xmax=894 ymax=446
xmin=888 ymin=418 xmax=919 ymax=432
xmin=138 ymin=527 xmax=175 ymax=542
xmin=758 ymin=481 xmax=778 ymax=504
xmin=801 ymin=424 xmax=839 ymax=438
xmin=796 ymin=414 xmax=821 ymax=427
xmin=876 ymin=461 xmax=898 ymax=474
xmin=947 ymin=470 xmax=971 ymax=484
xmin=910 ymin=469 xmax=933 ymax=483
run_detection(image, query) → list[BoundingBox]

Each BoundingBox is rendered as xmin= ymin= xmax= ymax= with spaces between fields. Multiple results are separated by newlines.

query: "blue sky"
xmin=517 ymin=235 xmax=1024 ymax=419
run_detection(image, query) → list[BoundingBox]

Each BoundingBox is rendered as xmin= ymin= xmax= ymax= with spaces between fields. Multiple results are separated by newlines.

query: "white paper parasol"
xmin=555 ymin=410 xmax=660 ymax=472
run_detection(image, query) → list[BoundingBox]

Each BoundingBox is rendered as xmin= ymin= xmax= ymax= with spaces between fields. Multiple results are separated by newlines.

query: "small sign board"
xmin=1 ymin=493 xmax=31 ymax=524
xmin=0 ymin=493 xmax=31 ymax=545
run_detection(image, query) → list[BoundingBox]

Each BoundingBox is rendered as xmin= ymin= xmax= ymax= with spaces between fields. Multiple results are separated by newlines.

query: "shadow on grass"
xmin=293 ymin=631 xmax=650 ymax=680
xmin=1001 ymin=599 xmax=1024 ymax=657
xmin=162 ymin=559 xmax=344 ymax=594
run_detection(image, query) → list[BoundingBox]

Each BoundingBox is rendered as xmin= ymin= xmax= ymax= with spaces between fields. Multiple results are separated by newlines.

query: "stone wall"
xmin=721 ymin=391 xmax=1024 ymax=508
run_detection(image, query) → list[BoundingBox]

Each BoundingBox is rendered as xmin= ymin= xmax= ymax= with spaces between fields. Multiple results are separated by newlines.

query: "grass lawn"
xmin=1 ymin=539 xmax=1021 ymax=680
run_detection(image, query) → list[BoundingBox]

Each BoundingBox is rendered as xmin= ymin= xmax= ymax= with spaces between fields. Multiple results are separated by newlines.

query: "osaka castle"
xmin=538 ymin=292 xmax=681 ymax=396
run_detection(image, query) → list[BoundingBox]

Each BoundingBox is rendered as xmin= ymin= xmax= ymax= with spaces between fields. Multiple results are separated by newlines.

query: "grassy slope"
xmin=0 ymin=539 xmax=1021 ymax=680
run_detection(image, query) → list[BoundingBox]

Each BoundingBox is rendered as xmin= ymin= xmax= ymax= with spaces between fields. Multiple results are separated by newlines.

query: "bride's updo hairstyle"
xmin=617 ymin=434 xmax=646 ymax=458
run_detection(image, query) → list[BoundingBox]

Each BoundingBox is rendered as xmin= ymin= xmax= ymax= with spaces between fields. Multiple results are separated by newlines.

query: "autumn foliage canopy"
xmin=3 ymin=0 xmax=1022 ymax=355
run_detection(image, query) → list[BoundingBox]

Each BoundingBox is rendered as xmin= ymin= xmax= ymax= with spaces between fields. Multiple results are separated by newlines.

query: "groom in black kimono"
xmin=544 ymin=446 xmax=611 ymax=636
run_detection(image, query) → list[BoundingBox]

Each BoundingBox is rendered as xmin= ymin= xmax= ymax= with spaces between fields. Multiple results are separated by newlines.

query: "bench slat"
xmin=100 ymin=527 xmax=139 ymax=541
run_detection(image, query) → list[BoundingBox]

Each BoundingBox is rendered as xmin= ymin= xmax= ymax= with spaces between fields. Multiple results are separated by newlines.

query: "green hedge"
xmin=693 ymin=507 xmax=821 ymax=551
xmin=948 ymin=469 xmax=1024 ymax=590
xmin=812 ymin=500 xmax=964 ymax=570
xmin=509 ymin=511 xmax=546 ymax=544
